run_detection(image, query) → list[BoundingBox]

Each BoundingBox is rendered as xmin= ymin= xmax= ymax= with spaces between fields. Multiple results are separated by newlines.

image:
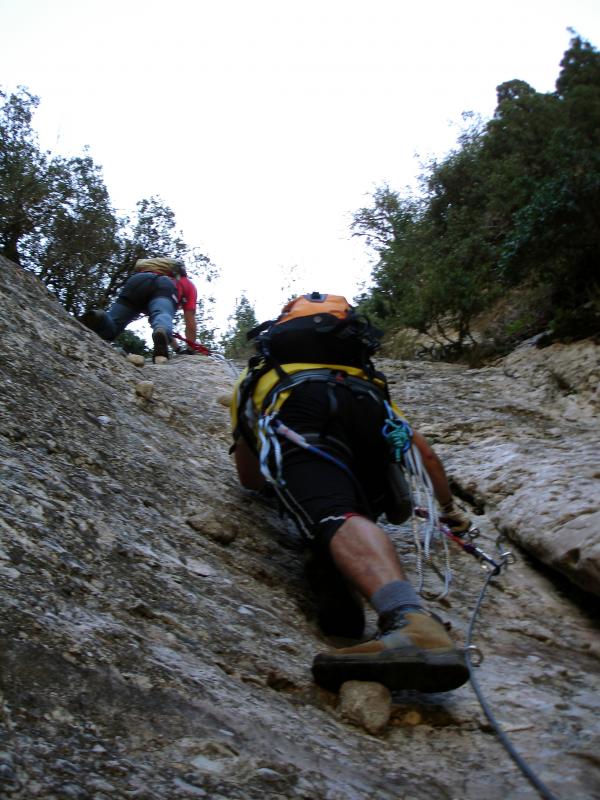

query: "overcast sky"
xmin=2 ymin=0 xmax=599 ymax=336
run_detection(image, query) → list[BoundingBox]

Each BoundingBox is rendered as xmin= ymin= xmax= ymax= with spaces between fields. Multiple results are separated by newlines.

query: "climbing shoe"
xmin=312 ymin=608 xmax=469 ymax=693
xmin=79 ymin=309 xmax=106 ymax=333
xmin=152 ymin=327 xmax=170 ymax=362
xmin=305 ymin=554 xmax=365 ymax=639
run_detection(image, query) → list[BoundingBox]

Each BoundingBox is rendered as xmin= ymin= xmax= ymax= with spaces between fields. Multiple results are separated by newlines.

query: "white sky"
xmin=1 ymin=0 xmax=599 ymax=338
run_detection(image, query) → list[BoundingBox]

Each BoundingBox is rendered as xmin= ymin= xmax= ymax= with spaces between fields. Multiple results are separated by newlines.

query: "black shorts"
xmin=275 ymin=380 xmax=390 ymax=550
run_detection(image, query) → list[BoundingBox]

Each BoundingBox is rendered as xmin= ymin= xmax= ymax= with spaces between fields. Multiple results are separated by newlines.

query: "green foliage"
xmin=100 ymin=195 xmax=196 ymax=311
xmin=354 ymin=35 xmax=600 ymax=351
xmin=377 ymin=327 xmax=422 ymax=360
xmin=171 ymin=294 xmax=219 ymax=352
xmin=0 ymin=86 xmax=218 ymax=318
xmin=194 ymin=295 xmax=218 ymax=349
xmin=556 ymin=34 xmax=600 ymax=97
xmin=220 ymin=295 xmax=259 ymax=359
xmin=114 ymin=329 xmax=150 ymax=356
xmin=0 ymin=88 xmax=52 ymax=265
xmin=23 ymin=151 xmax=122 ymax=312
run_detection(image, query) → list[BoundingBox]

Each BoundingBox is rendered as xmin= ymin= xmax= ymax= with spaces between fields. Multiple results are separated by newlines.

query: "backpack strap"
xmin=231 ymin=356 xmax=274 ymax=455
xmin=246 ymin=319 xmax=273 ymax=341
xmin=258 ymin=367 xmax=389 ymax=416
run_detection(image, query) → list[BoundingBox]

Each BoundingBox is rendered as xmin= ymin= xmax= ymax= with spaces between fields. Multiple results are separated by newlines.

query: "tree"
xmin=496 ymin=35 xmax=600 ymax=336
xmin=98 ymin=195 xmax=191 ymax=309
xmin=114 ymin=329 xmax=150 ymax=356
xmin=186 ymin=294 xmax=218 ymax=349
xmin=22 ymin=152 xmax=122 ymax=313
xmin=1 ymin=87 xmax=122 ymax=312
xmin=0 ymin=87 xmax=51 ymax=265
xmin=352 ymin=187 xmax=426 ymax=326
xmin=220 ymin=295 xmax=259 ymax=359
xmin=352 ymin=184 xmax=412 ymax=252
xmin=556 ymin=33 xmax=600 ymax=98
xmin=1 ymin=86 xmax=218 ymax=317
xmin=354 ymin=35 xmax=600 ymax=349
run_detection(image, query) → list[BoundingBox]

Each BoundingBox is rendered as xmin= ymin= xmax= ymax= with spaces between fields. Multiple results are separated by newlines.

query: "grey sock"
xmin=370 ymin=580 xmax=422 ymax=615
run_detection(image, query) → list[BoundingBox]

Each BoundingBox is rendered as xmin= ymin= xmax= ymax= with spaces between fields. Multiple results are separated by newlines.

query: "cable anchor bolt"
xmin=464 ymin=644 xmax=483 ymax=667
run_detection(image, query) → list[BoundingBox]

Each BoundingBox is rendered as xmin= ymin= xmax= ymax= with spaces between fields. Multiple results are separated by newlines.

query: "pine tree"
xmin=221 ymin=295 xmax=259 ymax=359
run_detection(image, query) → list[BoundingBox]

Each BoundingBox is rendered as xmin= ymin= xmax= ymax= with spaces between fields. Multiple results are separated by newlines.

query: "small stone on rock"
xmin=135 ymin=381 xmax=154 ymax=400
xmin=127 ymin=354 xmax=146 ymax=367
xmin=338 ymin=680 xmax=392 ymax=735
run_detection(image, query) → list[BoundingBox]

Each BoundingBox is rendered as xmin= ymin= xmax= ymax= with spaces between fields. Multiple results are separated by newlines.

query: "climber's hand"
xmin=439 ymin=501 xmax=471 ymax=535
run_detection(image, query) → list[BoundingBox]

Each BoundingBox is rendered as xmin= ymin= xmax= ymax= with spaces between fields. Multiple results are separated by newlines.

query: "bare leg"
xmin=329 ymin=515 xmax=406 ymax=599
xmin=314 ymin=514 xmax=469 ymax=694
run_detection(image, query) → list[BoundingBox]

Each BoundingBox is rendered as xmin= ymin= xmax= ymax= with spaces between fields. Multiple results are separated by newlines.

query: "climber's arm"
xmin=183 ymin=309 xmax=197 ymax=343
xmin=411 ymin=430 xmax=472 ymax=534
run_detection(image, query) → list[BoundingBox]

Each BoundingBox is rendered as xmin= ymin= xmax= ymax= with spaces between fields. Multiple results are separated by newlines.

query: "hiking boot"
xmin=79 ymin=309 xmax=106 ymax=333
xmin=152 ymin=327 xmax=170 ymax=362
xmin=305 ymin=554 xmax=365 ymax=639
xmin=312 ymin=608 xmax=469 ymax=693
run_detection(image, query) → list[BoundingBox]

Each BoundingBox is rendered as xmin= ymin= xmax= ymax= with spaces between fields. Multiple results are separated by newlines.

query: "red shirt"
xmin=176 ymin=276 xmax=197 ymax=312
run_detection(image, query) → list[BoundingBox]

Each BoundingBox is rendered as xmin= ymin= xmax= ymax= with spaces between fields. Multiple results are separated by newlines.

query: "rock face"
xmin=382 ymin=336 xmax=600 ymax=597
xmin=0 ymin=256 xmax=599 ymax=800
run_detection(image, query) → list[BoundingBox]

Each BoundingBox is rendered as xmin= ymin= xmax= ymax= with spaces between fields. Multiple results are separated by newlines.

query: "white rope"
xmin=257 ymin=412 xmax=285 ymax=486
xmin=380 ymin=407 xmax=454 ymax=599
xmin=403 ymin=442 xmax=437 ymax=553
xmin=208 ymin=351 xmax=240 ymax=379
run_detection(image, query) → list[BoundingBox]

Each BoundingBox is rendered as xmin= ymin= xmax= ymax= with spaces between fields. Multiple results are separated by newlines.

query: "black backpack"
xmin=247 ymin=292 xmax=382 ymax=369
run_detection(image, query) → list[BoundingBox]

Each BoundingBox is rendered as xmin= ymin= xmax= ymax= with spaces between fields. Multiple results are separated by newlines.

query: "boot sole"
xmin=152 ymin=329 xmax=170 ymax=361
xmin=312 ymin=648 xmax=470 ymax=693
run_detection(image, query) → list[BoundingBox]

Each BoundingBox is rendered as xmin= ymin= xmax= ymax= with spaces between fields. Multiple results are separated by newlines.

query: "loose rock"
xmin=338 ymin=681 xmax=392 ymax=735
xmin=127 ymin=354 xmax=146 ymax=367
xmin=135 ymin=381 xmax=154 ymax=400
